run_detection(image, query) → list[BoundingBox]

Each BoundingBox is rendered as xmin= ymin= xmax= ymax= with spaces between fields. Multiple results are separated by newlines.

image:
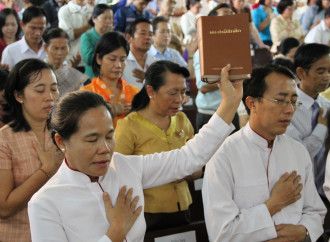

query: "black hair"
xmin=152 ymin=16 xmax=168 ymax=33
xmin=22 ymin=6 xmax=47 ymax=24
xmin=0 ymin=68 xmax=9 ymax=91
xmin=277 ymin=0 xmax=294 ymax=14
xmin=278 ymin=37 xmax=300 ymax=55
xmin=259 ymin=0 xmax=266 ymax=5
xmin=131 ymin=60 xmax=189 ymax=112
xmin=0 ymin=8 xmax=21 ymax=40
xmin=92 ymin=31 xmax=129 ymax=76
xmin=272 ymin=58 xmax=295 ymax=73
xmin=326 ymin=110 xmax=330 ymax=156
xmin=188 ymin=0 xmax=201 ymax=7
xmin=88 ymin=4 xmax=112 ymax=27
xmin=208 ymin=3 xmax=231 ymax=16
xmin=316 ymin=0 xmax=326 ymax=13
xmin=26 ymin=0 xmax=46 ymax=6
xmin=125 ymin=18 xmax=151 ymax=37
xmin=42 ymin=27 xmax=69 ymax=45
xmin=293 ymin=43 xmax=330 ymax=72
xmin=51 ymin=91 xmax=112 ymax=144
xmin=243 ymin=64 xmax=296 ymax=115
xmin=325 ymin=6 xmax=330 ymax=17
xmin=3 ymin=59 xmax=53 ymax=132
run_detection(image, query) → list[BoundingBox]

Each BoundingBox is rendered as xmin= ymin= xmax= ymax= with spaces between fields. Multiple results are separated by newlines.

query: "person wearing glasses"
xmin=202 ymin=64 xmax=326 ymax=242
xmin=286 ymin=43 xmax=330 ymax=230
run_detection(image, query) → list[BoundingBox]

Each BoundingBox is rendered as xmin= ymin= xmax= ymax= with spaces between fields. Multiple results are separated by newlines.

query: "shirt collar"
xmin=149 ymin=44 xmax=168 ymax=56
xmin=296 ymin=86 xmax=315 ymax=109
xmin=244 ymin=123 xmax=278 ymax=149
xmin=68 ymin=1 xmax=86 ymax=12
xmin=21 ymin=36 xmax=44 ymax=54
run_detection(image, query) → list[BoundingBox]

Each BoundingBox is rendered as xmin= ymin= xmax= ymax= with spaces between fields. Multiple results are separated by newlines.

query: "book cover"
xmin=197 ymin=14 xmax=252 ymax=83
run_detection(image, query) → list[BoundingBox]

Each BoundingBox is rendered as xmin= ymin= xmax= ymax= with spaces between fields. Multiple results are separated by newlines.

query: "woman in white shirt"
xmin=28 ymin=63 xmax=243 ymax=241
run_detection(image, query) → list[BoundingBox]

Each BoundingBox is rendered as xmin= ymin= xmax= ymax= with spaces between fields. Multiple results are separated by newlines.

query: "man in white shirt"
xmin=202 ymin=65 xmax=326 ymax=242
xmin=58 ymin=0 xmax=91 ymax=67
xmin=180 ymin=0 xmax=201 ymax=43
xmin=1 ymin=6 xmax=47 ymax=70
xmin=304 ymin=7 xmax=330 ymax=45
xmin=286 ymin=43 xmax=330 ymax=229
xmin=123 ymin=18 xmax=158 ymax=89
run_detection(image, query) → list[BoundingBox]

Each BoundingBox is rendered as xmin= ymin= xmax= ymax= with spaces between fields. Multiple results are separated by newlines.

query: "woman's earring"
xmin=149 ymin=96 xmax=152 ymax=99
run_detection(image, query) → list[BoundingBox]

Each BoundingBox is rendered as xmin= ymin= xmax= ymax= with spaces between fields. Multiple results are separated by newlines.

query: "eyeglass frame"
xmin=255 ymin=97 xmax=302 ymax=109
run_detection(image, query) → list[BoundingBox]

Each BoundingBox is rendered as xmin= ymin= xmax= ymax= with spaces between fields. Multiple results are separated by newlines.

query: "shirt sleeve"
xmin=58 ymin=7 xmax=75 ymax=40
xmin=80 ymin=32 xmax=94 ymax=65
xmin=202 ymin=149 xmax=277 ymax=242
xmin=140 ymin=114 xmax=234 ymax=189
xmin=299 ymin=149 xmax=326 ymax=242
xmin=301 ymin=6 xmax=315 ymax=35
xmin=252 ymin=9 xmax=262 ymax=31
xmin=114 ymin=118 xmax=136 ymax=155
xmin=1 ymin=46 xmax=15 ymax=70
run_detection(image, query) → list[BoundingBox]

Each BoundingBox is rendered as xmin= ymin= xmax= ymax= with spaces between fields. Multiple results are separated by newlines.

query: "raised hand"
xmin=70 ymin=52 xmax=82 ymax=68
xmin=133 ymin=69 xmax=146 ymax=81
xmin=105 ymin=186 xmax=142 ymax=242
xmin=265 ymin=171 xmax=303 ymax=216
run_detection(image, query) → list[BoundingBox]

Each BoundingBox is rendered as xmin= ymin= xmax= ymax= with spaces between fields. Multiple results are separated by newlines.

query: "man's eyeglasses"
xmin=256 ymin=97 xmax=302 ymax=109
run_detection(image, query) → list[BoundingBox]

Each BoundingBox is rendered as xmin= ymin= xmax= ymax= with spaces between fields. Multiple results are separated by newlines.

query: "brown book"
xmin=197 ymin=14 xmax=252 ymax=83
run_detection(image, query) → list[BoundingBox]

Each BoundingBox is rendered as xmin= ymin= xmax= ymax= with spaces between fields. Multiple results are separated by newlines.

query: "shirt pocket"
xmin=234 ymin=180 xmax=269 ymax=209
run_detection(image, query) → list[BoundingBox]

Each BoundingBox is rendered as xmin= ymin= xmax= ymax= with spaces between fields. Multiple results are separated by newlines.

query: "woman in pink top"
xmin=0 ymin=59 xmax=63 ymax=242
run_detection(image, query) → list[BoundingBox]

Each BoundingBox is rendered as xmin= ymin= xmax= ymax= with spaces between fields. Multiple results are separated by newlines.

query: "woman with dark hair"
xmin=0 ymin=8 xmax=21 ymax=61
xmin=274 ymin=37 xmax=300 ymax=62
xmin=115 ymin=60 xmax=201 ymax=230
xmin=0 ymin=58 xmax=63 ymax=241
xmin=81 ymin=31 xmax=139 ymax=128
xmin=301 ymin=0 xmax=329 ymax=35
xmin=81 ymin=4 xmax=114 ymax=79
xmin=270 ymin=0 xmax=304 ymax=53
xmin=43 ymin=27 xmax=89 ymax=97
xmin=28 ymin=63 xmax=243 ymax=241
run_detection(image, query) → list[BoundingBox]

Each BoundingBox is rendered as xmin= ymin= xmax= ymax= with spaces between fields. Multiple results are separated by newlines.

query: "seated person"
xmin=43 ymin=27 xmax=89 ymax=97
xmin=273 ymin=37 xmax=300 ymax=62
xmin=270 ymin=0 xmax=304 ymax=53
xmin=202 ymin=64 xmax=326 ymax=242
xmin=115 ymin=60 xmax=201 ymax=230
xmin=80 ymin=31 xmax=139 ymax=128
xmin=1 ymin=6 xmax=47 ymax=70
xmin=114 ymin=0 xmax=154 ymax=33
xmin=304 ymin=6 xmax=330 ymax=45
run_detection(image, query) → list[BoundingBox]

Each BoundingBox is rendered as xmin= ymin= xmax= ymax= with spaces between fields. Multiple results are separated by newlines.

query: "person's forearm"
xmin=0 ymin=170 xmax=49 ymax=219
xmin=74 ymin=25 xmax=90 ymax=39
xmin=259 ymin=16 xmax=271 ymax=32
xmin=216 ymin=96 xmax=240 ymax=125
xmin=199 ymin=83 xmax=219 ymax=94
xmin=250 ymin=23 xmax=265 ymax=47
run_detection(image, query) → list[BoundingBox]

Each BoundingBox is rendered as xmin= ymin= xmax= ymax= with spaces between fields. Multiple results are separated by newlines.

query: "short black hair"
xmin=188 ymin=0 xmax=201 ymax=6
xmin=208 ymin=3 xmax=231 ymax=16
xmin=272 ymin=58 xmax=295 ymax=73
xmin=277 ymin=0 xmax=294 ymax=14
xmin=22 ymin=6 xmax=47 ymax=24
xmin=152 ymin=16 xmax=169 ymax=33
xmin=243 ymin=65 xmax=296 ymax=115
xmin=0 ymin=8 xmax=22 ymax=40
xmin=43 ymin=27 xmax=69 ymax=45
xmin=92 ymin=31 xmax=129 ymax=76
xmin=26 ymin=0 xmax=46 ymax=6
xmin=0 ymin=68 xmax=9 ymax=91
xmin=131 ymin=60 xmax=189 ymax=112
xmin=3 ymin=59 xmax=53 ymax=132
xmin=278 ymin=37 xmax=300 ymax=55
xmin=325 ymin=7 xmax=330 ymax=17
xmin=51 ymin=91 xmax=112 ymax=148
xmin=125 ymin=18 xmax=151 ymax=37
xmin=88 ymin=4 xmax=112 ymax=26
xmin=294 ymin=43 xmax=330 ymax=72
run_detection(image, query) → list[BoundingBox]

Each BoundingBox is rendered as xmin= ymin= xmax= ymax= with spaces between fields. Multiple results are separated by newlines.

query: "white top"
xmin=304 ymin=20 xmax=330 ymax=45
xmin=58 ymin=1 xmax=91 ymax=64
xmin=1 ymin=37 xmax=46 ymax=70
xmin=28 ymin=114 xmax=234 ymax=242
xmin=202 ymin=124 xmax=326 ymax=242
xmin=286 ymin=87 xmax=329 ymax=160
xmin=122 ymin=51 xmax=158 ymax=89
xmin=180 ymin=11 xmax=201 ymax=43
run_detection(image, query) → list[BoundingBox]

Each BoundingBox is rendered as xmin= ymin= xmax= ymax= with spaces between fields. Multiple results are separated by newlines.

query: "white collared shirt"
xmin=147 ymin=44 xmax=187 ymax=68
xmin=180 ymin=11 xmax=201 ymax=43
xmin=28 ymin=114 xmax=234 ymax=242
xmin=1 ymin=36 xmax=46 ymax=70
xmin=304 ymin=20 xmax=330 ymax=45
xmin=58 ymin=1 xmax=91 ymax=64
xmin=286 ymin=87 xmax=330 ymax=160
xmin=122 ymin=51 xmax=158 ymax=89
xmin=203 ymin=124 xmax=326 ymax=242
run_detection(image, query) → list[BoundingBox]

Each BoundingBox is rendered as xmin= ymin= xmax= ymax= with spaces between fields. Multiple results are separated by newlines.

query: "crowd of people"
xmin=0 ymin=0 xmax=328 ymax=241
